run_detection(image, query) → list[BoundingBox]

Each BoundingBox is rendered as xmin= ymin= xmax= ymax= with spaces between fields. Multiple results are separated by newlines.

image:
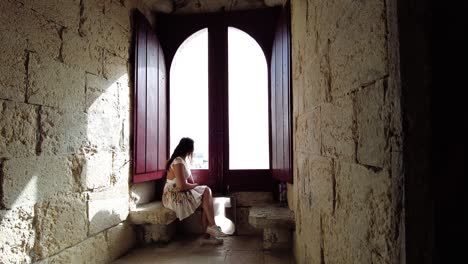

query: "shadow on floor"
xmin=113 ymin=234 xmax=294 ymax=264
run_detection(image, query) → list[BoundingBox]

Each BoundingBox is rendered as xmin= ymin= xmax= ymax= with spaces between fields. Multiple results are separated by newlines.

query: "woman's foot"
xmin=206 ymin=225 xmax=228 ymax=238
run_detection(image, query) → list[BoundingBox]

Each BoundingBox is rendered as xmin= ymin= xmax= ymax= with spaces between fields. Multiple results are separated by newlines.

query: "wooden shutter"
xmin=271 ymin=4 xmax=292 ymax=183
xmin=133 ymin=11 xmax=168 ymax=183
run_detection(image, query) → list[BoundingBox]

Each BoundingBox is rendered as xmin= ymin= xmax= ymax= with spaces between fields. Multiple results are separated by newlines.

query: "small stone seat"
xmin=129 ymin=201 xmax=177 ymax=244
xmin=249 ymin=205 xmax=295 ymax=250
xmin=129 ymin=201 xmax=177 ymax=225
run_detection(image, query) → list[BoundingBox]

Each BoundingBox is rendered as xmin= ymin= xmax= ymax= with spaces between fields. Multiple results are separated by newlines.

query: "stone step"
xmin=248 ymin=204 xmax=295 ymax=250
xmin=129 ymin=201 xmax=177 ymax=225
xmin=129 ymin=201 xmax=177 ymax=244
xmin=249 ymin=205 xmax=295 ymax=230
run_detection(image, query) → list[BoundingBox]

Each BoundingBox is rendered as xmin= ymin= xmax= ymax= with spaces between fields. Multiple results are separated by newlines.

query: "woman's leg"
xmin=201 ymin=208 xmax=208 ymax=231
xmin=201 ymin=187 xmax=216 ymax=227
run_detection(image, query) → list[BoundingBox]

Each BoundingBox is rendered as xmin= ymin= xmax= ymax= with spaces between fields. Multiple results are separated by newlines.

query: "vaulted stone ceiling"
xmin=141 ymin=0 xmax=285 ymax=14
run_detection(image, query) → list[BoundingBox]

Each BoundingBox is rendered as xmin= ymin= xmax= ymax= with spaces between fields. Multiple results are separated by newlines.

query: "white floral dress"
xmin=162 ymin=157 xmax=208 ymax=220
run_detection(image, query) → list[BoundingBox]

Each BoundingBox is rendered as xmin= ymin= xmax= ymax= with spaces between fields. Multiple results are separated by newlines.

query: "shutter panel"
xmin=271 ymin=4 xmax=292 ymax=183
xmin=133 ymin=12 xmax=168 ymax=183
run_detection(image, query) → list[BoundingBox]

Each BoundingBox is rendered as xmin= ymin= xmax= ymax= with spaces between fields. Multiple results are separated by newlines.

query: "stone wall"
xmin=290 ymin=0 xmax=403 ymax=263
xmin=0 ymin=0 xmax=152 ymax=262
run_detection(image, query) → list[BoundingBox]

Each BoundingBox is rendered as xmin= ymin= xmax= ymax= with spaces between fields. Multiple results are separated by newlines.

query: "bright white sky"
xmin=170 ymin=27 xmax=269 ymax=170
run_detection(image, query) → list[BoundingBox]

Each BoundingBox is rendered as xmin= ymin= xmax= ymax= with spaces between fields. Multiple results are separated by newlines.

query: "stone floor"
xmin=113 ymin=235 xmax=294 ymax=264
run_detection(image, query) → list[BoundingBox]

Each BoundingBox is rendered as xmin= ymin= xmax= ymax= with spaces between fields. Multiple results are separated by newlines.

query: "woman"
xmin=162 ymin=137 xmax=227 ymax=240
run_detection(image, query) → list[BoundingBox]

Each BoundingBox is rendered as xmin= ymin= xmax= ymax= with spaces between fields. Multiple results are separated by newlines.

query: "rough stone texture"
xmin=34 ymin=194 xmax=88 ymax=259
xmin=129 ymin=201 xmax=177 ymax=225
xmin=2 ymin=156 xmax=74 ymax=208
xmin=231 ymin=192 xmax=273 ymax=207
xmin=0 ymin=0 xmax=60 ymax=60
xmin=0 ymin=100 xmax=37 ymax=158
xmin=86 ymin=73 xmax=124 ymax=151
xmin=321 ymin=96 xmax=355 ymax=162
xmin=81 ymin=151 xmax=113 ymax=190
xmin=295 ymin=107 xmax=321 ymax=155
xmin=142 ymin=222 xmax=176 ymax=244
xmin=249 ymin=205 xmax=295 ymax=229
xmin=323 ymin=162 xmax=393 ymax=264
xmin=0 ymin=0 xmax=133 ymax=262
xmin=37 ymin=233 xmax=111 ymax=264
xmin=62 ymin=29 xmax=103 ymax=76
xmin=328 ymin=0 xmax=388 ymax=98
xmin=291 ymin=0 xmax=403 ymax=263
xmin=356 ymin=79 xmax=386 ymax=168
xmin=0 ymin=206 xmax=35 ymax=264
xmin=39 ymin=106 xmax=87 ymax=155
xmin=28 ymin=53 xmax=85 ymax=110
xmin=107 ymin=222 xmax=136 ymax=260
xmin=87 ymin=185 xmax=129 ymax=235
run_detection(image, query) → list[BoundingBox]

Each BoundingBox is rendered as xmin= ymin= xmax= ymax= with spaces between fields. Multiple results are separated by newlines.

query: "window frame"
xmin=133 ymin=6 xmax=293 ymax=192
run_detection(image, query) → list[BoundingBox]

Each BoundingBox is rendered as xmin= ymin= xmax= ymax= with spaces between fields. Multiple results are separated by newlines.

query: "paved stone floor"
xmin=113 ymin=235 xmax=294 ymax=264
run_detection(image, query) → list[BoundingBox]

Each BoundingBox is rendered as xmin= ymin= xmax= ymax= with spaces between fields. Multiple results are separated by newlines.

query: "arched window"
xmin=170 ymin=29 xmax=209 ymax=169
xmin=228 ymin=27 xmax=269 ymax=169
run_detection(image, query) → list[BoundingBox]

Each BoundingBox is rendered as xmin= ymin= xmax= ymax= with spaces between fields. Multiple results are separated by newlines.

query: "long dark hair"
xmin=165 ymin=137 xmax=194 ymax=171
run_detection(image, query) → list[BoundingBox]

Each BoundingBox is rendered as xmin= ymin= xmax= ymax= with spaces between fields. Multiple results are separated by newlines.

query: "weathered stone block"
xmin=321 ymin=96 xmax=355 ymax=161
xmin=295 ymin=108 xmax=321 ymax=154
xmin=107 ymin=222 xmax=136 ymax=260
xmin=112 ymin=151 xmax=131 ymax=186
xmin=78 ymin=0 xmax=105 ymax=40
xmin=0 ymin=206 xmax=35 ymax=264
xmin=34 ymin=194 xmax=88 ymax=259
xmin=249 ymin=205 xmax=295 ymax=230
xmin=21 ymin=0 xmax=80 ymax=30
xmin=2 ymin=156 xmax=74 ymax=208
xmin=0 ymin=0 xmax=60 ymax=59
xmin=86 ymin=74 xmax=123 ymax=151
xmin=323 ymin=161 xmax=392 ymax=263
xmin=0 ymin=29 xmax=26 ymax=101
xmin=29 ymin=54 xmax=85 ymax=110
xmin=0 ymin=100 xmax=37 ymax=158
xmin=63 ymin=29 xmax=103 ymax=75
xmin=356 ymin=80 xmax=385 ymax=168
xmin=142 ymin=222 xmax=176 ymax=243
xmin=231 ymin=192 xmax=273 ymax=207
xmin=81 ymin=151 xmax=113 ymax=190
xmin=301 ymin=155 xmax=334 ymax=216
xmin=105 ymin=0 xmax=131 ymax=32
xmin=329 ymin=0 xmax=387 ymax=97
xmin=39 ymin=106 xmax=87 ymax=155
xmin=103 ymin=51 xmax=129 ymax=81
xmin=129 ymin=201 xmax=177 ymax=225
xmin=87 ymin=185 xmax=129 ymax=235
xmin=39 ymin=233 xmax=111 ymax=264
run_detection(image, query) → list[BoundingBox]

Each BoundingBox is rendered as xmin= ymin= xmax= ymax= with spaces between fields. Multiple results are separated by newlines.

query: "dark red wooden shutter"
xmin=271 ymin=4 xmax=292 ymax=183
xmin=133 ymin=12 xmax=168 ymax=183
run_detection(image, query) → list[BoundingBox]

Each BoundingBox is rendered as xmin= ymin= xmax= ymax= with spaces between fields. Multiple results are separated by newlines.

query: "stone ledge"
xmin=249 ymin=205 xmax=295 ymax=230
xmin=129 ymin=201 xmax=176 ymax=225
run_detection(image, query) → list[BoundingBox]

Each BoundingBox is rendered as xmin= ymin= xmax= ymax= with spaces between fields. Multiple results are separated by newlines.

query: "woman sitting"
xmin=162 ymin=137 xmax=227 ymax=240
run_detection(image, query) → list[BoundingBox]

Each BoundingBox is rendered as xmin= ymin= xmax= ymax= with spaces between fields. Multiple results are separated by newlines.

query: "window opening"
xmin=170 ymin=28 xmax=209 ymax=169
xmin=228 ymin=27 xmax=269 ymax=169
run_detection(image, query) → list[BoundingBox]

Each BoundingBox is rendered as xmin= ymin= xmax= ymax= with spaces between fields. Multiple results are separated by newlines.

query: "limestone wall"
xmin=0 ymin=0 xmax=151 ymax=262
xmin=290 ymin=0 xmax=403 ymax=263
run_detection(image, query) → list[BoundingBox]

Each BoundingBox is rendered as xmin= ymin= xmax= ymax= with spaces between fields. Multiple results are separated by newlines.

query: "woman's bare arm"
xmin=173 ymin=163 xmax=198 ymax=190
